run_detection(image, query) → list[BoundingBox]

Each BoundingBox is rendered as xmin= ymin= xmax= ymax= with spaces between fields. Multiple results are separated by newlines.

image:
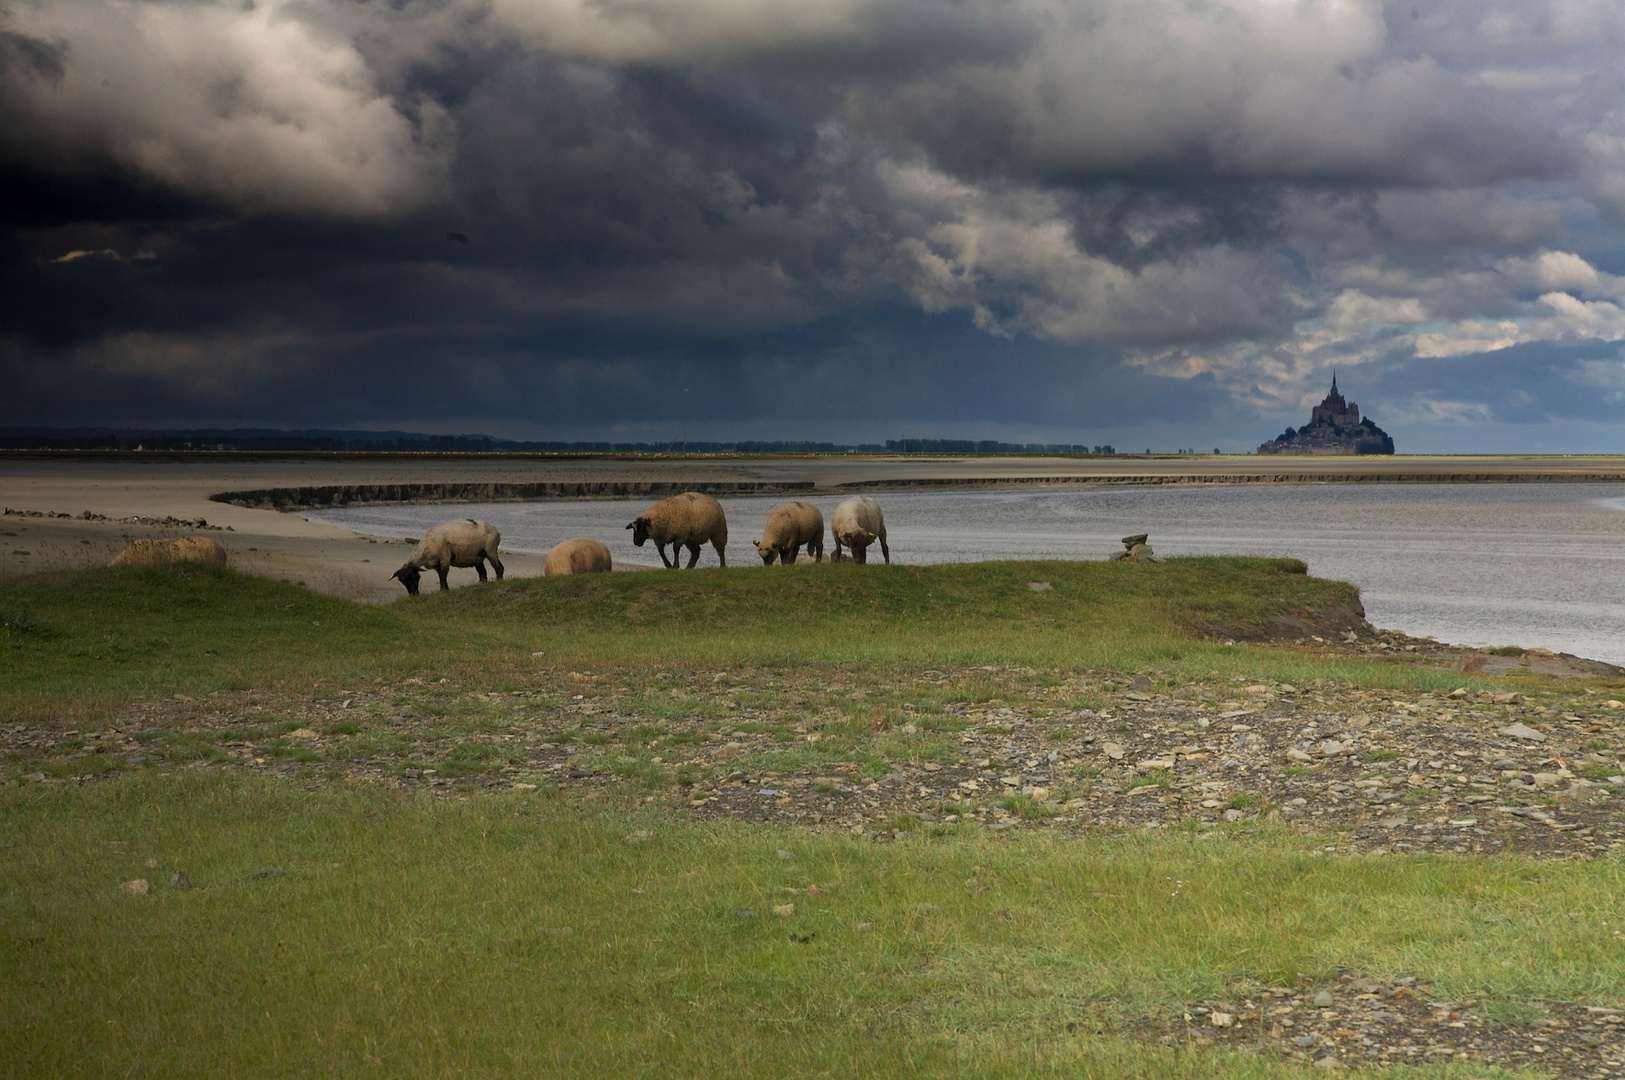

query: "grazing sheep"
xmin=829 ymin=496 xmax=890 ymax=565
xmin=392 ymin=518 xmax=503 ymax=595
xmin=755 ymin=501 xmax=824 ymax=565
xmin=108 ymin=536 xmax=228 ymax=568
xmin=625 ymin=492 xmax=728 ymax=569
xmin=544 ymin=537 xmax=613 ymax=576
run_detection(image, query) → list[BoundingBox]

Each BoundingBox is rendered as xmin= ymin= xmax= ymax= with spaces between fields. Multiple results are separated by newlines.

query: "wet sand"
xmin=6 ymin=452 xmax=1625 ymax=603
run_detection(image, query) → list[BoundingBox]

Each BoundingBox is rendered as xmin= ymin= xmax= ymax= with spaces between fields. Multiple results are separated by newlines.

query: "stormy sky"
xmin=4 ymin=0 xmax=1625 ymax=452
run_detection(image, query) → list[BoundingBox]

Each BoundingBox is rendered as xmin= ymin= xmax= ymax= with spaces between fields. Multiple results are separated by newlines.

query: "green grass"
xmin=0 ymin=558 xmax=1536 ymax=724
xmin=2 ymin=774 xmax=1619 ymax=1078
xmin=1 ymin=559 xmax=1613 ymax=1077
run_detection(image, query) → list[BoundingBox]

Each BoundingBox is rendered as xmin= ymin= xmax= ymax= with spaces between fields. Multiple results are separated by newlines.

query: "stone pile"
xmin=1110 ymin=533 xmax=1160 ymax=562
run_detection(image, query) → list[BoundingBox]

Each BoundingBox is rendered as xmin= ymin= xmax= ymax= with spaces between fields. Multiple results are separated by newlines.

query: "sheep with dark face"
xmin=829 ymin=496 xmax=889 ymax=565
xmin=544 ymin=537 xmax=613 ymax=575
xmin=625 ymin=492 xmax=728 ymax=568
xmin=754 ymin=501 xmax=824 ymax=565
xmin=392 ymin=518 xmax=504 ymax=594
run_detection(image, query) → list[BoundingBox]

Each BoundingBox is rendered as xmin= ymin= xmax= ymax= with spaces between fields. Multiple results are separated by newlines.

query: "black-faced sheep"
xmin=754 ymin=501 xmax=824 ymax=565
xmin=109 ymin=536 xmax=228 ymax=567
xmin=625 ymin=492 xmax=728 ymax=569
xmin=392 ymin=518 xmax=504 ymax=594
xmin=830 ymin=496 xmax=890 ymax=565
xmin=544 ymin=537 xmax=613 ymax=576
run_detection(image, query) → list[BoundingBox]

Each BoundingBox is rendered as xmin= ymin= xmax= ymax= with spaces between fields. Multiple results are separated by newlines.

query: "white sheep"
xmin=754 ymin=501 xmax=824 ymax=565
xmin=109 ymin=536 xmax=228 ymax=568
xmin=544 ymin=537 xmax=613 ymax=576
xmin=625 ymin=492 xmax=728 ymax=568
xmin=829 ymin=496 xmax=890 ymax=565
xmin=392 ymin=518 xmax=504 ymax=594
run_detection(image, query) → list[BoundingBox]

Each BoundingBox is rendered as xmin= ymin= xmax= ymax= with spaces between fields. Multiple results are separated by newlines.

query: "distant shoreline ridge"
xmin=207 ymin=469 xmax=1625 ymax=512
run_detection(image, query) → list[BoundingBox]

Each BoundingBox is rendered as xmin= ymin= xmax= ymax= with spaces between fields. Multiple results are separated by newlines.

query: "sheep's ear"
xmin=625 ymin=522 xmax=635 ymax=530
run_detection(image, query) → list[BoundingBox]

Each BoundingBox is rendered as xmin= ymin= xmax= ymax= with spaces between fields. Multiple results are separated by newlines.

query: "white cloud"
xmin=487 ymin=0 xmax=871 ymax=65
xmin=879 ymin=157 xmax=1293 ymax=344
xmin=49 ymin=248 xmax=119 ymax=264
xmin=0 ymin=0 xmax=450 ymax=216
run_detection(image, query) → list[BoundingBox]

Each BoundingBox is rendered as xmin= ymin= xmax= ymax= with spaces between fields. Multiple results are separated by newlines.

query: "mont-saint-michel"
xmin=1256 ymin=375 xmax=1395 ymax=455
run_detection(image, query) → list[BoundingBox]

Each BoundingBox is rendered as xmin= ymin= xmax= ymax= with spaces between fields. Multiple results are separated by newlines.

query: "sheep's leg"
xmin=474 ymin=560 xmax=488 ymax=582
xmin=656 ymin=542 xmax=676 ymax=569
xmin=436 ymin=567 xmax=450 ymax=590
xmin=714 ymin=541 xmax=725 ymax=568
xmin=853 ymin=544 xmax=867 ymax=566
xmin=491 ymin=554 xmax=504 ymax=580
xmin=783 ymin=545 xmax=797 ymax=565
xmin=685 ymin=543 xmax=701 ymax=569
xmin=880 ymin=535 xmax=890 ymax=564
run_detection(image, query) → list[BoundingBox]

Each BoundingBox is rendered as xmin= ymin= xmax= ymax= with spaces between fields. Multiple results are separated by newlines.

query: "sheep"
xmin=754 ymin=501 xmax=824 ymax=565
xmin=108 ymin=536 xmax=228 ymax=568
xmin=625 ymin=492 xmax=728 ymax=569
xmin=391 ymin=518 xmax=503 ymax=595
xmin=544 ymin=537 xmax=613 ymax=576
xmin=829 ymin=496 xmax=890 ymax=565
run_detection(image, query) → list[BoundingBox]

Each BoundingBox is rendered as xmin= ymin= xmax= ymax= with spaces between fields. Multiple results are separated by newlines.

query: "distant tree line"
xmin=884 ymin=439 xmax=1116 ymax=455
xmin=0 ymin=427 xmax=1119 ymax=455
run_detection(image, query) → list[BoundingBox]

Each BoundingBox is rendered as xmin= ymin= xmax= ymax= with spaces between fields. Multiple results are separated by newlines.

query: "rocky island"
xmin=1258 ymin=375 xmax=1395 ymax=455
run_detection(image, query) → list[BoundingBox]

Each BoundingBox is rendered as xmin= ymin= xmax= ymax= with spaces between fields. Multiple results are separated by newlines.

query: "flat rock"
xmin=1499 ymin=722 xmax=1547 ymax=742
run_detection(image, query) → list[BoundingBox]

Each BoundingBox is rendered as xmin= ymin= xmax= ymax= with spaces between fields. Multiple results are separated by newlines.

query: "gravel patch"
xmin=1130 ymin=974 xmax=1625 ymax=1078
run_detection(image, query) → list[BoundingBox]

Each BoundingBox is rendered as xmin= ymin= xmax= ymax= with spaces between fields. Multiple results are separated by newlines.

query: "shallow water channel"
xmin=308 ymin=483 xmax=1625 ymax=664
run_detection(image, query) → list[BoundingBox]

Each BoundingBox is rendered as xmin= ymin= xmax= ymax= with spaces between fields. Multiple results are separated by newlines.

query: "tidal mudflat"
xmin=314 ymin=481 xmax=1625 ymax=663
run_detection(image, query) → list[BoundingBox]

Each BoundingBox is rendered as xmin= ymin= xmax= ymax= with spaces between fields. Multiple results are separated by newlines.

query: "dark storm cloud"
xmin=3 ymin=0 xmax=1625 ymax=449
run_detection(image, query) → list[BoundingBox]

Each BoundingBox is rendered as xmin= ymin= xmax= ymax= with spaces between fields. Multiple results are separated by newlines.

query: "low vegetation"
xmin=5 ymin=775 xmax=1624 ymax=1077
xmin=3 ymin=559 xmax=1620 ymax=1077
xmin=2 ymin=557 xmax=1476 ymax=725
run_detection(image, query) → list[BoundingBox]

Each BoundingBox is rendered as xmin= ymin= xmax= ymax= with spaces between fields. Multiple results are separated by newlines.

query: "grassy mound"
xmin=2 ymin=558 xmax=1367 ymax=721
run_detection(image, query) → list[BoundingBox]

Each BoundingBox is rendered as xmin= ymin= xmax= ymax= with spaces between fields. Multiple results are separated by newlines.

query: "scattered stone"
xmin=512 ymin=782 xmax=538 ymax=792
xmin=1499 ymin=722 xmax=1548 ymax=742
xmin=625 ymin=830 xmax=653 ymax=843
xmin=1313 ymin=990 xmax=1335 ymax=1008
xmin=1138 ymin=976 xmax=1622 ymax=1077
xmin=855 ymin=922 xmax=874 ymax=933
xmin=1026 ymin=581 xmax=1053 ymax=592
xmin=17 ymin=658 xmax=1625 ymax=861
xmin=119 ymin=878 xmax=150 ymax=895
xmin=773 ymin=903 xmax=795 ymax=917
xmin=168 ymin=870 xmax=193 ymax=892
